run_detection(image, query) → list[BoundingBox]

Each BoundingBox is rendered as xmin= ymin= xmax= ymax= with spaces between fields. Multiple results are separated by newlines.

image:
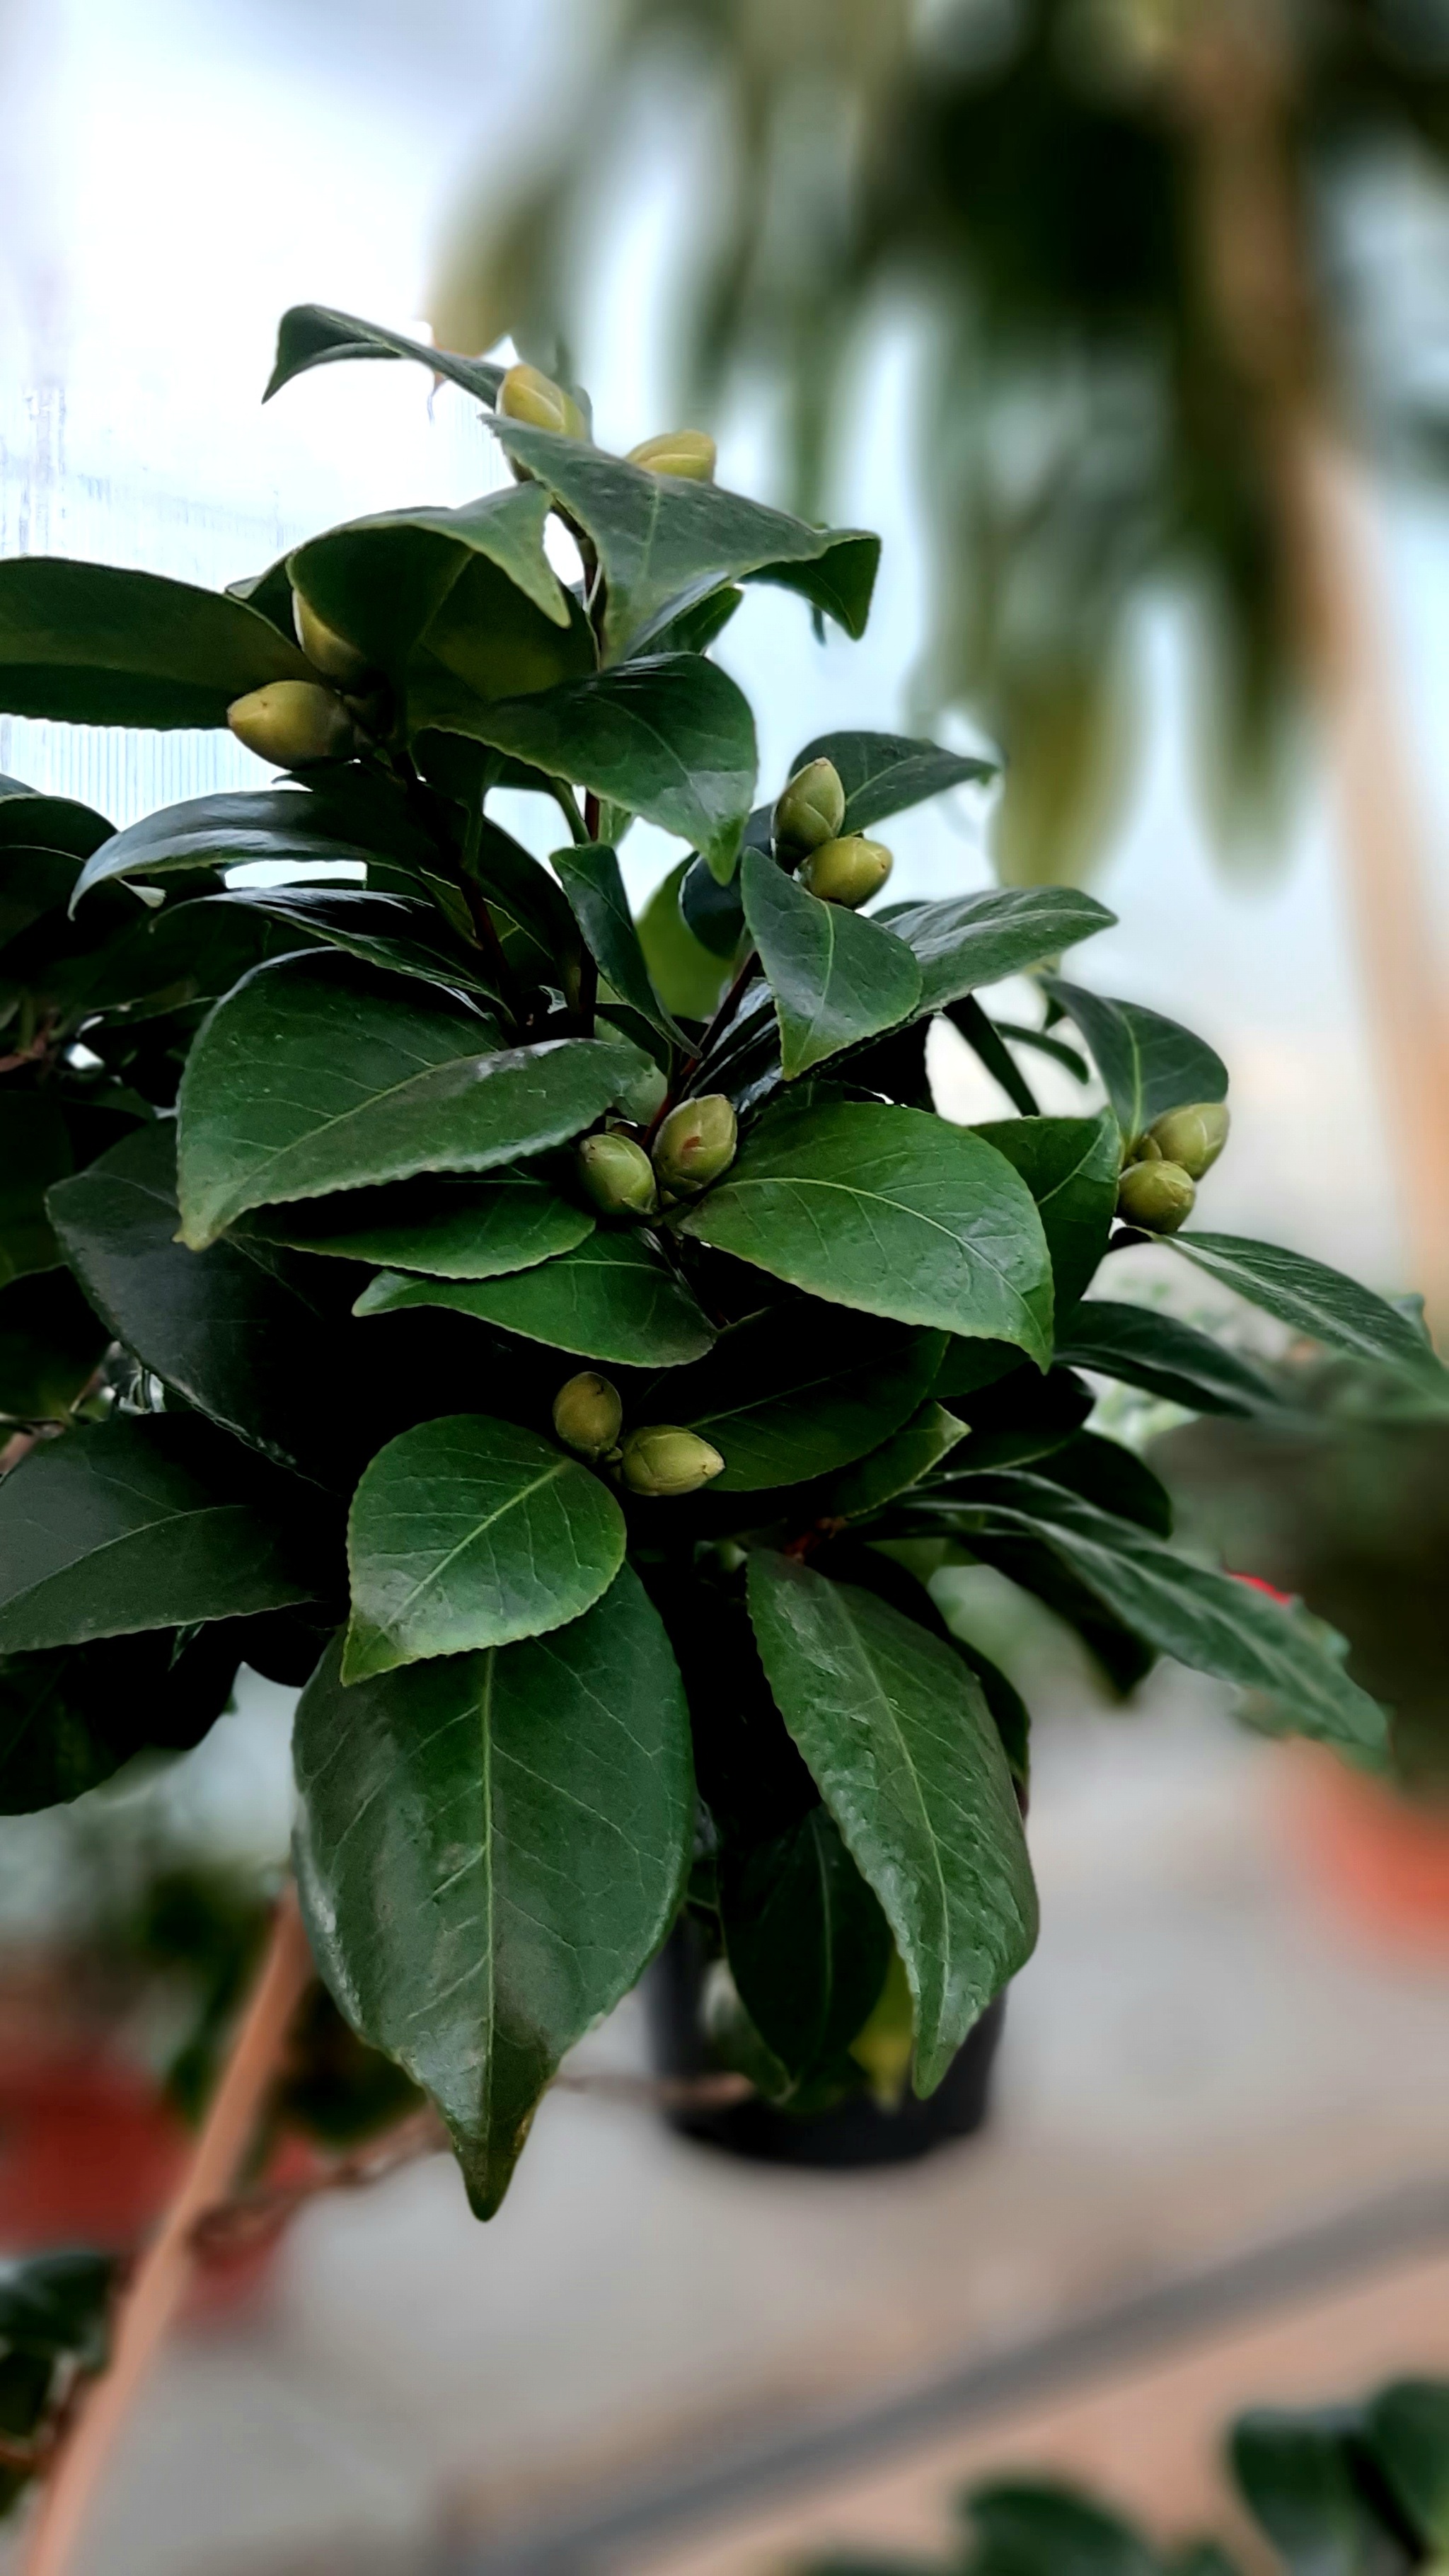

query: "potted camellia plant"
xmin=0 ymin=302 xmax=1439 ymax=2564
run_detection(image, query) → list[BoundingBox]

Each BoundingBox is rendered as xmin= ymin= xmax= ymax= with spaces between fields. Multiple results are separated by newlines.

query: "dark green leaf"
xmin=291 ymin=489 xmax=572 ymax=679
xmin=0 ymin=1417 xmax=316 ymax=1652
xmin=0 ymin=1270 xmax=110 ymax=1423
xmin=934 ymin=1339 xmax=1024 ymax=1403
xmin=823 ymin=1402 xmax=965 ymax=1520
xmin=1053 ymin=1298 xmax=1288 ymax=1416
xmin=657 ymin=1306 xmax=945 ymax=1491
xmin=1042 ymin=978 xmax=1226 ymax=1140
xmin=740 ymin=848 xmax=920 ymax=1079
xmin=0 ymin=1094 xmax=71 ymax=1282
xmin=1366 ymin=2384 xmax=1449 ymax=2551
xmin=1032 ymin=1429 xmax=1174 ymax=1535
xmin=0 ymin=787 xmax=113 ymax=870
xmin=681 ymin=850 xmax=746 ymax=958
xmin=294 ymin=1567 xmax=693 ymax=2214
xmin=1230 ymin=2414 xmax=1392 ymax=2576
xmin=1167 ymin=1235 xmax=1449 ymax=1387
xmin=889 ymin=889 xmax=1114 ymax=1016
xmin=0 ymin=2253 xmax=113 ymax=2367
xmin=792 ymin=729 xmax=996 ymax=833
xmin=942 ymin=1363 xmax=1092 ymax=1472
xmin=974 ymin=1111 xmax=1119 ymax=1312
xmin=264 ymin=304 xmax=504 ymax=407
xmin=0 ymin=1625 xmax=244 ymax=1812
xmin=175 ymin=954 xmax=637 ymax=1247
xmin=963 ymin=2480 xmax=1165 ymax=2576
xmin=342 ymin=1413 xmax=626 ymax=1680
xmin=0 ymin=560 xmax=311 ymax=730
xmin=680 ymin=1099 xmax=1054 ymax=1368
xmin=637 ymin=860 xmax=731 ymax=1018
xmin=242 ymin=1170 xmax=593 ymax=1279
xmin=940 ymin=1472 xmax=1387 ymax=1751
xmin=639 ymin=584 xmax=744 ymax=659
xmin=720 ymin=1806 xmax=891 ymax=2093
xmin=423 ymin=654 xmax=758 ymax=884
xmin=469 ymin=816 xmax=580 ymax=963
xmin=71 ymin=778 xmax=444 ymax=907
xmin=354 ymin=1230 xmax=715 ymax=1368
xmin=492 ymin=422 xmax=879 ymax=657
xmin=949 ymin=996 xmax=1039 ymax=1116
xmin=553 ymin=841 xmax=678 ymax=1039
xmin=747 ymin=1550 xmax=1037 ymax=2091
xmin=202 ymin=886 xmax=496 ymax=1005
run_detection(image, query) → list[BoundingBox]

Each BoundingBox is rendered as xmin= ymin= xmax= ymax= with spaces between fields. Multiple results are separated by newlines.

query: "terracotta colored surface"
xmin=1281 ymin=1747 xmax=1449 ymax=1949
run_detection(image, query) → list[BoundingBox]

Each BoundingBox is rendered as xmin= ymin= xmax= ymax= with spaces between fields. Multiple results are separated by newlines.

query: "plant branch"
xmin=22 ymin=1888 xmax=315 ymax=2576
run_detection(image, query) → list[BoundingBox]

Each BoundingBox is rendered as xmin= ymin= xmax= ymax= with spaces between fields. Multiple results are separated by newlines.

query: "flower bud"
xmin=499 ymin=362 xmax=587 ymax=440
xmin=552 ymin=1370 xmax=623 ymax=1460
xmin=625 ymin=428 xmax=717 ymax=482
xmin=575 ymin=1131 xmax=658 ymax=1217
xmin=1116 ymin=1157 xmax=1196 ymax=1234
xmin=797 ymin=835 xmax=893 ymax=909
xmin=226 ymin=681 xmax=357 ymax=767
xmin=1122 ymin=1132 xmax=1163 ymax=1166
xmin=651 ymin=1093 xmax=737 ymax=1196
xmin=291 ymin=588 xmax=374 ymax=690
xmin=618 ymin=1424 xmax=724 ymax=1498
xmin=772 ymin=757 xmax=845 ymax=860
xmin=1147 ymin=1101 xmax=1230 ymax=1181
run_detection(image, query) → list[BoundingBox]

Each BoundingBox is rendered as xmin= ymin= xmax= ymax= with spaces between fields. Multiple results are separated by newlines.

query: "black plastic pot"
xmin=644 ymin=1924 xmax=1006 ymax=2171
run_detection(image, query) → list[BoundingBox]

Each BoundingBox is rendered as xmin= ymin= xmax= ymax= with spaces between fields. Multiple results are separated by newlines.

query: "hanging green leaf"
xmin=973 ymin=1110 xmax=1120 ymax=1313
xmin=889 ymin=889 xmax=1114 ymax=1017
xmin=740 ymin=846 xmax=920 ymax=1078
xmin=355 ymin=1231 xmax=715 ymax=1368
xmin=71 ymin=778 xmax=446 ymax=908
xmin=342 ymin=1413 xmax=626 ymax=1680
xmin=1041 ymin=978 xmax=1226 ymax=1140
xmin=720 ymin=1806 xmax=892 ymax=2094
xmin=0 ymin=1094 xmax=71 ymax=1283
xmin=0 ymin=560 xmax=311 ymax=730
xmin=679 ymin=1099 xmax=1054 ymax=1367
xmin=747 ymin=1549 xmax=1037 ymax=2091
xmin=294 ymin=1566 xmax=693 ymax=2214
xmin=657 ymin=1305 xmax=945 ymax=1492
xmin=264 ymin=303 xmax=505 ymax=407
xmin=821 ymin=1401 xmax=965 ymax=1521
xmin=1053 ymin=1298 xmax=1287 ymax=1415
xmin=290 ymin=489 xmax=573 ymax=683
xmin=792 ymin=729 xmax=996 ymax=833
xmin=1167 ymin=1235 xmax=1449 ymax=1386
xmin=0 ymin=1627 xmax=246 ymax=1814
xmin=1366 ymin=2384 xmax=1449 ymax=2552
xmin=552 ymin=841 xmax=679 ymax=1040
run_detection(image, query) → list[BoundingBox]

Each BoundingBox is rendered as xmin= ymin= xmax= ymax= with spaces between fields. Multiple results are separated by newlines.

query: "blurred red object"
xmin=1281 ymin=1743 xmax=1449 ymax=1951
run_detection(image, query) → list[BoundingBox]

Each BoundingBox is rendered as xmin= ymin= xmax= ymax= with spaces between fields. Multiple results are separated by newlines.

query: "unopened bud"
xmin=1123 ymin=1132 xmax=1163 ymax=1166
xmin=773 ymin=758 xmax=845 ymax=860
xmin=652 ymin=1093 xmax=737 ymax=1196
xmin=552 ymin=1370 xmax=623 ymax=1460
xmin=797 ymin=835 xmax=893 ymax=909
xmin=226 ymin=681 xmax=357 ymax=767
xmin=1148 ymin=1101 xmax=1229 ymax=1180
xmin=1116 ymin=1157 xmax=1196 ymax=1234
xmin=618 ymin=1424 xmax=724 ymax=1498
xmin=576 ymin=1131 xmax=658 ymax=1217
xmin=499 ymin=362 xmax=587 ymax=440
xmin=291 ymin=589 xmax=374 ymax=690
xmin=625 ymin=429 xmax=717 ymax=482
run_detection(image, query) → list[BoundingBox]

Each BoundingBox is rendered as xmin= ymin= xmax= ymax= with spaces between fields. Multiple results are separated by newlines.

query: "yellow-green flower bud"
xmin=1147 ymin=1101 xmax=1230 ymax=1180
xmin=499 ymin=362 xmax=587 ymax=440
xmin=1116 ymin=1157 xmax=1196 ymax=1234
xmin=1123 ymin=1132 xmax=1163 ymax=1166
xmin=551 ymin=1371 xmax=623 ymax=1460
xmin=651 ymin=1093 xmax=737 ymax=1196
xmin=772 ymin=757 xmax=845 ymax=860
xmin=797 ymin=834 xmax=893 ymax=909
xmin=575 ymin=1131 xmax=658 ymax=1217
xmin=618 ymin=1424 xmax=724 ymax=1498
xmin=291 ymin=589 xmax=374 ymax=690
xmin=226 ymin=681 xmax=357 ymax=768
xmin=625 ymin=429 xmax=717 ymax=482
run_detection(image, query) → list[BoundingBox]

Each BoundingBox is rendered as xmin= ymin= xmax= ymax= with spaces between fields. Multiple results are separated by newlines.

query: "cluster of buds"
xmin=552 ymin=1370 xmax=724 ymax=1498
xmin=772 ymin=758 xmax=892 ymax=908
xmin=574 ymin=1094 xmax=738 ymax=1219
xmin=500 ymin=361 xmax=717 ymax=484
xmin=226 ymin=577 xmax=386 ymax=768
xmin=1116 ymin=1100 xmax=1230 ymax=1234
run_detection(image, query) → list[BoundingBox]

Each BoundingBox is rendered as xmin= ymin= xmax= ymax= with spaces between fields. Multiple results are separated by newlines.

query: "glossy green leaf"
xmin=243 ymin=1170 xmax=593 ymax=1279
xmin=493 ymin=420 xmax=879 ymax=657
xmin=747 ymin=1549 xmax=1037 ymax=2091
xmin=681 ymin=849 xmax=747 ymax=957
xmin=0 ymin=1418 xmax=316 ymax=1652
xmin=354 ymin=1231 xmax=715 ymax=1368
xmin=0 ymin=1095 xmax=70 ymax=1282
xmin=71 ymin=779 xmax=442 ymax=907
xmin=342 ymin=1413 xmax=625 ymax=1680
xmin=291 ymin=488 xmax=572 ymax=683
xmin=294 ymin=1567 xmax=693 ymax=2217
xmin=1053 ymin=1298 xmax=1287 ymax=1416
xmin=0 ymin=560 xmax=311 ymax=730
xmin=1167 ymin=1235 xmax=1449 ymax=1386
xmin=640 ymin=584 xmax=744 ymax=660
xmin=940 ymin=1471 xmax=1387 ymax=1751
xmin=637 ymin=860 xmax=731 ymax=1018
xmin=410 ymin=560 xmax=597 ymax=712
xmin=1042 ymin=978 xmax=1227 ymax=1139
xmin=469 ymin=816 xmax=581 ymax=964
xmin=889 ymin=888 xmax=1114 ymax=1016
xmin=200 ymin=886 xmax=496 ymax=1005
xmin=265 ymin=303 xmax=504 ymax=407
xmin=0 ymin=1626 xmax=244 ymax=1814
xmin=1230 ymin=2414 xmax=1382 ymax=2576
xmin=424 ymin=654 xmax=758 ymax=883
xmin=740 ymin=847 xmax=920 ymax=1078
xmin=792 ymin=729 xmax=996 ymax=833
xmin=720 ymin=1806 xmax=891 ymax=2093
xmin=964 ymin=2481 xmax=1165 ymax=2576
xmin=973 ymin=1110 xmax=1120 ymax=1312
xmin=680 ymin=1099 xmax=1054 ymax=1368
xmin=1366 ymin=2382 xmax=1449 ymax=2550
xmin=823 ymin=1402 xmax=964 ymax=1521
xmin=1031 ymin=1428 xmax=1174 ymax=1535
xmin=553 ymin=841 xmax=678 ymax=1039
xmin=0 ymin=1271 xmax=109 ymax=1423
xmin=175 ymin=953 xmax=637 ymax=1247
xmin=657 ymin=1306 xmax=945 ymax=1491
xmin=48 ymin=1121 xmax=350 ymax=1474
